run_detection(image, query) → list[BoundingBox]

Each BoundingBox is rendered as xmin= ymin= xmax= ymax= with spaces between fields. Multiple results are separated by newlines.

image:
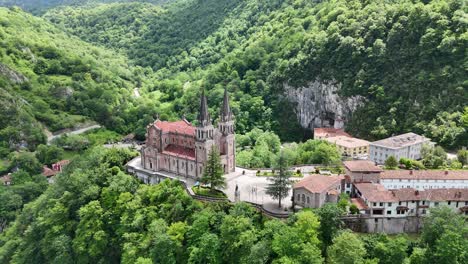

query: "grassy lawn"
xmin=192 ymin=186 xmax=227 ymax=198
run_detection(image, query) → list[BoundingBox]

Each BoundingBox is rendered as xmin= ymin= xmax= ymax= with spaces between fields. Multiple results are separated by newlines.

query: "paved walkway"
xmin=126 ymin=157 xmax=313 ymax=215
xmin=225 ymin=167 xmax=295 ymax=214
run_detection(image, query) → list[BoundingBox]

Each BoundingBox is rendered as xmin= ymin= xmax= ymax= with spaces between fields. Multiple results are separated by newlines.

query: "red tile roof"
xmin=351 ymin=198 xmax=369 ymax=210
xmin=162 ymin=144 xmax=196 ymax=160
xmin=344 ymin=160 xmax=383 ymax=172
xmin=294 ymin=174 xmax=343 ymax=194
xmin=314 ymin=128 xmax=351 ymax=138
xmin=54 ymin=160 xmax=70 ymax=166
xmin=42 ymin=166 xmax=59 ymax=177
xmin=354 ymin=183 xmax=397 ymax=202
xmin=355 ymin=183 xmax=468 ymax=202
xmin=0 ymin=174 xmax=11 ymax=184
xmin=324 ymin=136 xmax=369 ymax=148
xmin=381 ymin=170 xmax=468 ymax=180
xmin=154 ymin=119 xmax=196 ymax=136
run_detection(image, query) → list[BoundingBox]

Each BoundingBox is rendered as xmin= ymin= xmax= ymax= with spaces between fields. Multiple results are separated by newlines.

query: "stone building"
xmin=369 ymin=133 xmax=431 ymax=164
xmin=293 ymin=174 xmax=344 ymax=208
xmin=343 ymin=160 xmax=383 ymax=183
xmin=141 ymin=88 xmax=235 ymax=179
xmin=324 ymin=136 xmax=370 ymax=159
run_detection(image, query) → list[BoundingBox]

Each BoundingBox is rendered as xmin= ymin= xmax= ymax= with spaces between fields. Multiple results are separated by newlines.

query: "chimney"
xmin=445 ymin=171 xmax=449 ymax=175
xmin=409 ymin=170 xmax=413 ymax=175
xmin=415 ymin=190 xmax=419 ymax=195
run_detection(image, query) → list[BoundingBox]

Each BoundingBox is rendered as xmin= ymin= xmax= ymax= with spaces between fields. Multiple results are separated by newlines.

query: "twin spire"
xmin=197 ymin=86 xmax=232 ymax=127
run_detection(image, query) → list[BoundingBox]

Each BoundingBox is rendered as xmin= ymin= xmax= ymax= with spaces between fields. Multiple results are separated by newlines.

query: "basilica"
xmin=141 ymin=88 xmax=235 ymax=179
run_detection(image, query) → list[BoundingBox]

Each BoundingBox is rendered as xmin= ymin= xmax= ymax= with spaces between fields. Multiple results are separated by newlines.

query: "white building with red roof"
xmin=141 ymin=88 xmax=235 ymax=179
xmin=380 ymin=170 xmax=468 ymax=190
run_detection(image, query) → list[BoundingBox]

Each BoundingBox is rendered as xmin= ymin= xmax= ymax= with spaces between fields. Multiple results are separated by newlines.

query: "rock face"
xmin=0 ymin=63 xmax=28 ymax=84
xmin=284 ymin=80 xmax=363 ymax=130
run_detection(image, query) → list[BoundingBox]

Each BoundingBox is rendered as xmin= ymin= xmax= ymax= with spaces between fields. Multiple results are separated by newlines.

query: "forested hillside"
xmin=0 ymin=7 xmax=177 ymax=156
xmin=0 ymin=0 xmax=171 ymax=14
xmin=1 ymin=147 xmax=466 ymax=263
xmin=44 ymin=0 xmax=468 ymax=147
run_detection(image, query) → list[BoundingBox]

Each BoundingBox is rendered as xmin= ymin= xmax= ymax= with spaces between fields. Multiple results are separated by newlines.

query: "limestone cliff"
xmin=284 ymin=80 xmax=363 ymax=130
xmin=0 ymin=63 xmax=28 ymax=84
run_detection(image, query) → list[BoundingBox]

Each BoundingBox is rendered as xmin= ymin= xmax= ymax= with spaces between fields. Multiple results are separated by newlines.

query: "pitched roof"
xmin=314 ymin=128 xmax=351 ymax=138
xmin=355 ymin=183 xmax=468 ymax=202
xmin=42 ymin=166 xmax=59 ymax=177
xmin=351 ymin=198 xmax=369 ymax=210
xmin=154 ymin=119 xmax=196 ymax=136
xmin=162 ymin=144 xmax=196 ymax=160
xmin=381 ymin=170 xmax=468 ymax=180
xmin=54 ymin=160 xmax=70 ymax=166
xmin=354 ymin=183 xmax=397 ymax=202
xmin=294 ymin=174 xmax=343 ymax=194
xmin=324 ymin=136 xmax=369 ymax=148
xmin=0 ymin=174 xmax=11 ymax=184
xmin=371 ymin=132 xmax=430 ymax=148
xmin=343 ymin=160 xmax=383 ymax=172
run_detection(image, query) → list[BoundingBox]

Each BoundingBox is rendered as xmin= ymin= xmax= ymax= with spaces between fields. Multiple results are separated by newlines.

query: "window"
xmin=387 ymin=210 xmax=391 ymax=215
xmin=434 ymin=202 xmax=439 ymax=206
xmin=388 ymin=202 xmax=392 ymax=206
xmin=379 ymin=202 xmax=383 ymax=207
xmin=373 ymin=202 xmax=377 ymax=206
xmin=422 ymin=209 xmax=426 ymax=214
xmin=448 ymin=201 xmax=451 ymax=205
xmin=307 ymin=197 xmax=310 ymax=204
xmin=302 ymin=194 xmax=305 ymax=202
xmin=398 ymin=201 xmax=402 ymax=205
xmin=297 ymin=194 xmax=300 ymax=201
xmin=149 ymin=162 xmax=153 ymax=169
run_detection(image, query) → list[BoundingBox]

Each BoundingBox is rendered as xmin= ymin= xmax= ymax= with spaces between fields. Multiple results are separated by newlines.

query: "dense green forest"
xmin=43 ymin=0 xmax=468 ymax=147
xmin=0 ymin=0 xmax=466 ymax=155
xmin=1 ymin=147 xmax=466 ymax=263
xmin=0 ymin=0 xmax=171 ymax=14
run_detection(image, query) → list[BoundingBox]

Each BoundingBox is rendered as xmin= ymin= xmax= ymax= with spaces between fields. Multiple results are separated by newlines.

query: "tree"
xmin=266 ymin=151 xmax=291 ymax=208
xmin=374 ymin=236 xmax=408 ymax=264
xmin=188 ymin=233 xmax=221 ymax=264
xmin=10 ymin=152 xmax=42 ymax=175
xmin=384 ymin=156 xmax=398 ymax=169
xmin=457 ymin=149 xmax=468 ymax=165
xmin=200 ymin=146 xmax=225 ymax=192
xmin=421 ymin=206 xmax=468 ymax=262
xmin=35 ymin=144 xmax=64 ymax=166
xmin=316 ymin=203 xmax=344 ymax=250
xmin=328 ymin=231 xmax=366 ymax=264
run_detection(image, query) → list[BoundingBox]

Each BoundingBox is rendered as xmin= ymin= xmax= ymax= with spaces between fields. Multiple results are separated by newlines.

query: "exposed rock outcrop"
xmin=284 ymin=80 xmax=363 ymax=130
xmin=0 ymin=63 xmax=28 ymax=84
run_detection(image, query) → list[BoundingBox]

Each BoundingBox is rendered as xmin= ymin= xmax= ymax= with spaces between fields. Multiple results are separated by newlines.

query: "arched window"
xmin=307 ymin=196 xmax=310 ymax=204
xmin=302 ymin=194 xmax=305 ymax=202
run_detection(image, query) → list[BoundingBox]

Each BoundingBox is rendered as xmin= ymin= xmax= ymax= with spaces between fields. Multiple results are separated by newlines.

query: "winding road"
xmin=47 ymin=124 xmax=101 ymax=143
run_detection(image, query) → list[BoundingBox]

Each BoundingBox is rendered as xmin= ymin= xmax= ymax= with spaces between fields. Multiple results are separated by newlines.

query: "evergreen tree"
xmin=266 ymin=151 xmax=291 ymax=208
xmin=200 ymin=146 xmax=225 ymax=192
xmin=384 ymin=156 xmax=398 ymax=170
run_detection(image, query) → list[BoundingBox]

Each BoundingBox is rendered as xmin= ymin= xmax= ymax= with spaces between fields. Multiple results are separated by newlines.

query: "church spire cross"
xmin=197 ymin=89 xmax=211 ymax=126
xmin=221 ymin=87 xmax=233 ymax=122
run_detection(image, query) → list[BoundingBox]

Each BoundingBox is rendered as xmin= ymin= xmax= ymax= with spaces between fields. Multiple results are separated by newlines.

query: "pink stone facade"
xmin=141 ymin=89 xmax=235 ymax=179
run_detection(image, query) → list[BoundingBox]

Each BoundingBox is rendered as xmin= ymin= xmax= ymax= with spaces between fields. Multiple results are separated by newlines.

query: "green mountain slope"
xmin=0 ymin=0 xmax=170 ymax=14
xmin=45 ymin=0 xmax=468 ymax=147
xmin=0 ymin=7 xmax=175 ymax=155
